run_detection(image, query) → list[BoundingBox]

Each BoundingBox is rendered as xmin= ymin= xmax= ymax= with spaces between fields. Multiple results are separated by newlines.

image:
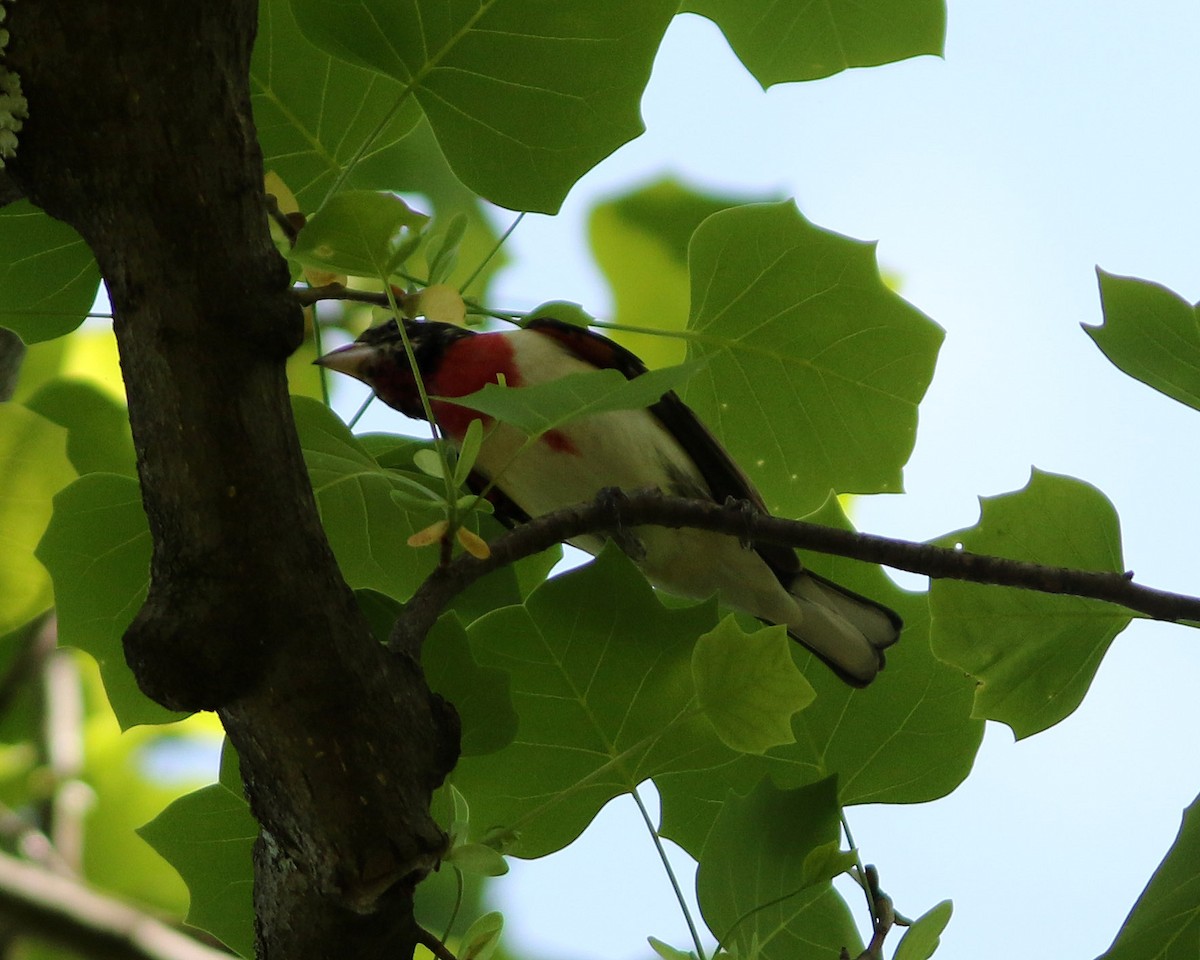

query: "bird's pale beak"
xmin=312 ymin=341 xmax=374 ymax=382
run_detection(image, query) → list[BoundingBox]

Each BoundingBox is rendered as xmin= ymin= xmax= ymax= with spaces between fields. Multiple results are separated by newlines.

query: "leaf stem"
xmin=440 ymin=866 xmax=465 ymax=944
xmin=380 ymin=279 xmax=459 ymax=522
xmin=458 ymin=211 xmax=525 ymax=294
xmin=346 ymin=391 xmax=375 ymax=430
xmin=840 ymin=811 xmax=878 ymax=925
xmin=631 ymin=785 xmax=707 ymax=960
xmin=310 ymin=300 xmax=330 ymax=407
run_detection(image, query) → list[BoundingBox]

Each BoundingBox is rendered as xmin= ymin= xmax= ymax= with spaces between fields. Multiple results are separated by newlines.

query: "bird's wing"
xmin=525 ymin=318 xmax=801 ymax=582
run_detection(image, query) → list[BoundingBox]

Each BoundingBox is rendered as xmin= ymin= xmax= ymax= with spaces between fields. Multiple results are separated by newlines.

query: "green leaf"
xmin=295 ymin=397 xmax=443 ymax=600
xmin=1087 ymin=270 xmax=1200 ymax=412
xmin=647 ymin=937 xmax=696 ymax=960
xmin=138 ymin=783 xmax=257 ymax=959
xmin=696 ymin=777 xmax=860 ymax=960
xmin=460 ymin=911 xmax=504 ymax=960
xmin=685 ymin=0 xmax=946 ymax=87
xmin=1097 ymin=794 xmax=1200 ymax=960
xmin=929 ymin=469 xmax=1131 ymax=738
xmin=423 ymin=614 xmax=518 ymax=757
xmin=251 ymin=0 xmax=421 ymax=209
xmin=24 ymin=378 xmax=137 ymax=477
xmin=425 ymin=212 xmax=469 ymax=286
xmin=452 ymin=546 xmax=730 ymax=858
xmin=369 ymin=118 xmax=508 ymax=300
xmin=589 ymin=177 xmax=765 ymax=368
xmin=693 ymin=617 xmax=814 ymax=754
xmin=0 ymin=404 xmax=75 ymax=634
xmin=526 ymin=300 xmax=596 ymax=331
xmin=447 ymin=363 xmax=702 ymax=438
xmin=658 ymin=497 xmax=982 ymax=857
xmin=36 ymin=474 xmax=180 ymax=727
xmin=0 ymin=201 xmax=101 ymax=343
xmin=446 ymin=842 xmax=509 ymax=877
xmin=292 ymin=190 xmax=428 ymax=277
xmin=289 ymin=0 xmax=678 ymax=213
xmin=683 ymin=201 xmax=943 ymax=518
xmin=894 ymin=900 xmax=953 ymax=960
xmin=82 ymin=718 xmax=216 ymax=913
xmin=453 ymin=419 xmax=484 ymax=487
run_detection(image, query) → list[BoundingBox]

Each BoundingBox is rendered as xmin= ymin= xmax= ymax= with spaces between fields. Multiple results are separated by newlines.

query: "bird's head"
xmin=314 ymin=318 xmax=472 ymax=419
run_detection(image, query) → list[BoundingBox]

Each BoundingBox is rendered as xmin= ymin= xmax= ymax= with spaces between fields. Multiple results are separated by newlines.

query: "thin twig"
xmin=0 ymin=848 xmax=234 ymax=960
xmin=416 ymin=925 xmax=458 ymax=960
xmin=42 ymin=647 xmax=89 ymax=874
xmin=851 ymin=865 xmax=895 ymax=960
xmin=389 ymin=488 xmax=1200 ymax=655
xmin=0 ymin=802 xmax=75 ymax=876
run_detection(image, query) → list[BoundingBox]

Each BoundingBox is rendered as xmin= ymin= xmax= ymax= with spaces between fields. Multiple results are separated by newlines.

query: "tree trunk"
xmin=4 ymin=3 xmax=459 ymax=956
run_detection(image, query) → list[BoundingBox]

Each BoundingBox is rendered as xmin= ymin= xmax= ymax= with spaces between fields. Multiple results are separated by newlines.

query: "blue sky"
xmin=459 ymin=5 xmax=1200 ymax=958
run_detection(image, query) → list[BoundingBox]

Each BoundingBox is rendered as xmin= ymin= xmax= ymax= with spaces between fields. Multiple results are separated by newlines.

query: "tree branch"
xmin=390 ymin=489 xmax=1200 ymax=654
xmin=0 ymin=849 xmax=233 ymax=960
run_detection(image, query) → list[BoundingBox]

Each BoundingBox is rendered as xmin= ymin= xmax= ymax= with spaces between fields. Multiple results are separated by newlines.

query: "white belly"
xmin=469 ymin=332 xmax=801 ymax=630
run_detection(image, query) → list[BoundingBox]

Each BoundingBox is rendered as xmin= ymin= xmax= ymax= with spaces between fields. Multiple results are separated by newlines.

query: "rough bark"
xmin=4 ymin=3 xmax=458 ymax=956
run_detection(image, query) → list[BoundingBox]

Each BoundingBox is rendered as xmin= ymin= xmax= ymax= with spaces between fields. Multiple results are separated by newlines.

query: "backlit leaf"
xmin=684 ymin=201 xmax=942 ymax=518
xmin=452 ymin=546 xmax=730 ymax=858
xmin=36 ymin=474 xmax=179 ymax=728
xmin=696 ymin=776 xmax=860 ymax=960
xmin=448 ymin=364 xmax=702 ymax=438
xmin=1087 ymin=271 xmax=1200 ymax=412
xmin=930 ymin=469 xmax=1131 ymax=738
xmin=1097 ymin=794 xmax=1200 ymax=960
xmin=685 ymin=0 xmax=946 ymax=87
xmin=290 ymin=0 xmax=677 ymax=213
xmin=251 ymin=0 xmax=421 ymax=209
xmin=693 ymin=617 xmax=814 ymax=754
xmin=0 ymin=405 xmax=75 ymax=634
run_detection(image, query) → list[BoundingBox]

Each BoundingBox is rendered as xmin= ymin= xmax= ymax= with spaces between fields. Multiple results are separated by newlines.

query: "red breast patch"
xmin=428 ymin=333 xmax=523 ymax=440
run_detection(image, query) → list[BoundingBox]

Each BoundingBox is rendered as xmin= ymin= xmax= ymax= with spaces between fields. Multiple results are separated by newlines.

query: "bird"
xmin=315 ymin=316 xmax=902 ymax=685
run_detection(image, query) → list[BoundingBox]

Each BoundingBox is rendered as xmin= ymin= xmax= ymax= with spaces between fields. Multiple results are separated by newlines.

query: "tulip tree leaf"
xmin=24 ymin=378 xmax=137 ymax=477
xmin=297 ymin=399 xmax=525 ymax=612
xmin=696 ymin=776 xmax=861 ymax=960
xmin=657 ymin=497 xmax=982 ymax=858
xmin=36 ymin=473 xmax=181 ymax=728
xmin=894 ymin=900 xmax=953 ymax=960
xmin=446 ymin=363 xmax=702 ymax=438
xmin=0 ymin=404 xmax=76 ymax=635
xmin=294 ymin=396 xmax=445 ymax=600
xmin=1087 ymin=271 xmax=1200 ymax=412
xmin=292 ymin=190 xmax=429 ymax=277
xmin=683 ymin=201 xmax=943 ymax=519
xmin=423 ymin=613 xmax=519 ymax=757
xmin=929 ymin=469 xmax=1131 ymax=739
xmin=685 ymin=0 xmax=946 ymax=87
xmin=251 ymin=0 xmax=421 ymax=209
xmin=588 ymin=177 xmax=765 ymax=368
xmin=451 ymin=546 xmax=732 ymax=858
xmin=289 ymin=0 xmax=678 ymax=213
xmin=139 ymin=783 xmax=257 ymax=959
xmin=692 ymin=617 xmax=814 ymax=754
xmin=0 ymin=201 xmax=101 ymax=343
xmin=1098 ymin=794 xmax=1200 ymax=960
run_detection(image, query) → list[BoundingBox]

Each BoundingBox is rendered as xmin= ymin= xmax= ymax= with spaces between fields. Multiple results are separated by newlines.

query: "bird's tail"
xmin=785 ymin=571 xmax=902 ymax=687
